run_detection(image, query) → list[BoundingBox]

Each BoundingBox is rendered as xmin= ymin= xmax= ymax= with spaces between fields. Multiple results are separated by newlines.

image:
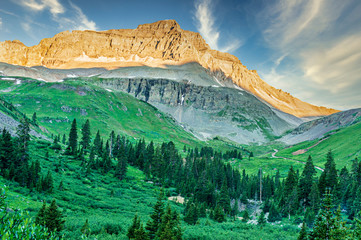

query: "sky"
xmin=1 ymin=0 xmax=361 ymax=110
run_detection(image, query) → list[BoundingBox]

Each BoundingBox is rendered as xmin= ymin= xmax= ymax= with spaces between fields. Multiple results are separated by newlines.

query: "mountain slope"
xmin=280 ymin=108 xmax=361 ymax=144
xmin=0 ymin=20 xmax=338 ymax=117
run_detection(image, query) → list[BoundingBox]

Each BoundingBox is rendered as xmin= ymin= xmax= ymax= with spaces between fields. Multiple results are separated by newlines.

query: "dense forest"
xmin=1 ymin=117 xmax=361 ymax=239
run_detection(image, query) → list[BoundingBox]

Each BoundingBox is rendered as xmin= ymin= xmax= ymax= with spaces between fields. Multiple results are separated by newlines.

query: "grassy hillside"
xmin=276 ymin=122 xmax=361 ymax=169
xmin=1 ymin=137 xmax=300 ymax=240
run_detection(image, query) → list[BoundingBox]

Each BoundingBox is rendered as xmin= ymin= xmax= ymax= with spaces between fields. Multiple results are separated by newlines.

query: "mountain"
xmin=0 ymin=20 xmax=338 ymax=118
xmin=280 ymin=108 xmax=361 ymax=145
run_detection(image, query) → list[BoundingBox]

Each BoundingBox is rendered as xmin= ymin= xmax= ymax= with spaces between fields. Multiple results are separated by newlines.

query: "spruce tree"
xmin=35 ymin=201 xmax=47 ymax=226
xmin=157 ymin=205 xmax=182 ymax=240
xmin=213 ymin=205 xmax=225 ymax=223
xmin=258 ymin=211 xmax=266 ymax=227
xmin=127 ymin=213 xmax=141 ymax=239
xmin=298 ymin=156 xmax=316 ymax=207
xmin=16 ymin=117 xmax=30 ymax=152
xmin=146 ymin=190 xmax=165 ymax=239
xmin=298 ymin=222 xmax=308 ymax=240
xmin=81 ymin=119 xmax=91 ymax=151
xmin=242 ymin=209 xmax=250 ymax=222
xmin=354 ymin=212 xmax=361 ymax=240
xmin=32 ymin=112 xmax=37 ymax=124
xmin=45 ymin=199 xmax=65 ymax=233
xmin=134 ymin=223 xmax=149 ymax=240
xmin=68 ymin=119 xmax=78 ymax=155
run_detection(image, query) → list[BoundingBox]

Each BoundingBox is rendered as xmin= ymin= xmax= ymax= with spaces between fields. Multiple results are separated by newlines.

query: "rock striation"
xmin=0 ymin=20 xmax=338 ymax=117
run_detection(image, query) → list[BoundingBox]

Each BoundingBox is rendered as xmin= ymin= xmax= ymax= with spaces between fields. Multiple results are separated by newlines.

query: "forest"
xmin=1 ymin=117 xmax=361 ymax=239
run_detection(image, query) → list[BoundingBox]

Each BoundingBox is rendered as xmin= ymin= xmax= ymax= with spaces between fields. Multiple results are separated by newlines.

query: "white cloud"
xmin=0 ymin=17 xmax=2 ymax=28
xmin=258 ymin=0 xmax=361 ymax=109
xmin=194 ymin=0 xmax=241 ymax=53
xmin=16 ymin=0 xmax=97 ymax=31
xmin=18 ymin=0 xmax=65 ymax=16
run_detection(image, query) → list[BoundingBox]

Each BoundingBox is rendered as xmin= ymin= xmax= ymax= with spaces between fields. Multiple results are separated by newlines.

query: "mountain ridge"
xmin=0 ymin=19 xmax=338 ymax=117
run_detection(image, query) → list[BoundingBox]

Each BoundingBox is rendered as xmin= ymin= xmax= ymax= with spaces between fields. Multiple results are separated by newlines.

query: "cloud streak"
xmin=16 ymin=0 xmax=97 ymax=31
xmin=194 ymin=0 xmax=241 ymax=53
xmin=258 ymin=0 xmax=361 ymax=109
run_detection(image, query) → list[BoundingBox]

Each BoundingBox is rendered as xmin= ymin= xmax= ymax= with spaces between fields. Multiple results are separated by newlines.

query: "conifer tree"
xmin=68 ymin=119 xmax=78 ymax=155
xmin=354 ymin=212 xmax=361 ymax=240
xmin=298 ymin=222 xmax=308 ymax=240
xmin=94 ymin=130 xmax=102 ymax=155
xmin=146 ymin=190 xmax=165 ymax=239
xmin=299 ymin=156 xmax=316 ymax=207
xmin=242 ymin=209 xmax=250 ymax=222
xmin=81 ymin=119 xmax=91 ymax=151
xmin=135 ymin=223 xmax=149 ymax=240
xmin=0 ymin=128 xmax=14 ymax=171
xmin=45 ymin=199 xmax=65 ymax=233
xmin=35 ymin=201 xmax=47 ymax=226
xmin=127 ymin=213 xmax=141 ymax=239
xmin=184 ymin=202 xmax=198 ymax=225
xmin=17 ymin=117 xmax=30 ymax=152
xmin=258 ymin=211 xmax=266 ymax=228
xmin=32 ymin=112 xmax=37 ymax=124
xmin=213 ymin=205 xmax=225 ymax=223
xmin=114 ymin=152 xmax=127 ymax=180
xmin=157 ymin=205 xmax=182 ymax=240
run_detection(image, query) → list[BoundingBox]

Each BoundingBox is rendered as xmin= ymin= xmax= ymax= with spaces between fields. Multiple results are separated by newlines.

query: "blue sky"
xmin=1 ymin=0 xmax=361 ymax=110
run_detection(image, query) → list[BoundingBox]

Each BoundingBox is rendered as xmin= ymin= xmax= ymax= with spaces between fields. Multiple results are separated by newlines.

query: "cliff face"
xmin=0 ymin=20 xmax=338 ymax=117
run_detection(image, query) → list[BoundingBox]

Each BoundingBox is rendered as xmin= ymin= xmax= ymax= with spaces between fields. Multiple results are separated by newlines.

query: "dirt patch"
xmin=168 ymin=196 xmax=184 ymax=204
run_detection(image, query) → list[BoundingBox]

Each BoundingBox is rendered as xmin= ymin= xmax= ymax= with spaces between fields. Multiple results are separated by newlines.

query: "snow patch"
xmin=15 ymin=79 xmax=21 ymax=85
xmin=106 ymin=89 xmax=113 ymax=92
xmin=211 ymin=85 xmax=219 ymax=88
xmin=233 ymin=84 xmax=244 ymax=91
xmin=67 ymin=74 xmax=78 ymax=78
xmin=213 ymin=76 xmax=224 ymax=87
xmin=1 ymin=77 xmax=16 ymax=81
xmin=181 ymin=95 xmax=184 ymax=105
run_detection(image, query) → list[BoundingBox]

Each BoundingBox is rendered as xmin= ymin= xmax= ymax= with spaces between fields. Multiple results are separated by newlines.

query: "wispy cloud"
xmin=0 ymin=17 xmax=2 ymax=29
xmin=258 ymin=0 xmax=361 ymax=109
xmin=18 ymin=0 xmax=65 ymax=16
xmin=194 ymin=0 xmax=241 ymax=53
xmin=16 ymin=0 xmax=97 ymax=32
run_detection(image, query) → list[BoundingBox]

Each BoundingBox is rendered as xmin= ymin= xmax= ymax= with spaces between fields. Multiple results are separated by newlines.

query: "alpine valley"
xmin=1 ymin=20 xmax=361 ymax=240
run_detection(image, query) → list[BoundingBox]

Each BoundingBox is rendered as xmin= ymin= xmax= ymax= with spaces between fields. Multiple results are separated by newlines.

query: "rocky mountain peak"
xmin=0 ymin=20 xmax=339 ymax=117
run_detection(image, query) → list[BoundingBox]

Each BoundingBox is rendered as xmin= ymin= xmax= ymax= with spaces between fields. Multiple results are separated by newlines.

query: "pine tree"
xmin=268 ymin=203 xmax=281 ymax=222
xmin=68 ymin=119 xmax=78 ymax=155
xmin=127 ymin=213 xmax=141 ymax=239
xmin=16 ymin=117 xmax=30 ymax=152
xmin=81 ymin=119 xmax=91 ymax=151
xmin=213 ymin=205 xmax=225 ymax=223
xmin=146 ymin=190 xmax=165 ymax=239
xmin=35 ymin=201 xmax=47 ymax=226
xmin=183 ymin=202 xmax=198 ymax=225
xmin=134 ymin=223 xmax=149 ymax=240
xmin=114 ymin=153 xmax=127 ymax=180
xmin=157 ymin=205 xmax=182 ymax=240
xmin=45 ymin=199 xmax=65 ymax=233
xmin=298 ymin=222 xmax=308 ymax=240
xmin=0 ymin=128 xmax=14 ymax=171
xmin=94 ymin=130 xmax=102 ymax=155
xmin=299 ymin=156 xmax=316 ymax=207
xmin=354 ymin=212 xmax=361 ymax=240
xmin=258 ymin=211 xmax=266 ymax=227
xmin=32 ymin=112 xmax=37 ymax=124
xmin=242 ymin=209 xmax=250 ymax=222
xmin=218 ymin=179 xmax=231 ymax=214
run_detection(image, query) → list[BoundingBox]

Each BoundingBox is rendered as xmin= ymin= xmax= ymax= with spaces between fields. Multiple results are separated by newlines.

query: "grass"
xmin=276 ymin=122 xmax=361 ymax=170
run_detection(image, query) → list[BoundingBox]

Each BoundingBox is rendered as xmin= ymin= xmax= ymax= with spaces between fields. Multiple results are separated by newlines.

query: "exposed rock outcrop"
xmin=0 ymin=20 xmax=338 ymax=117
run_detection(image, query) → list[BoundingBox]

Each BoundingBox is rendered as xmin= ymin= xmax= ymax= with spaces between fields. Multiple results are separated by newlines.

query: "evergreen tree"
xmin=127 ymin=213 xmax=141 ymax=239
xmin=258 ymin=211 xmax=266 ymax=227
xmin=157 ymin=205 xmax=182 ymax=240
xmin=298 ymin=222 xmax=308 ymax=240
xmin=0 ymin=128 xmax=14 ymax=172
xmin=16 ymin=117 xmax=30 ymax=152
xmin=242 ymin=210 xmax=250 ymax=222
xmin=94 ymin=130 xmax=102 ymax=155
xmin=146 ymin=190 xmax=165 ymax=239
xmin=218 ymin=179 xmax=231 ymax=214
xmin=354 ymin=212 xmax=361 ymax=240
xmin=134 ymin=223 xmax=149 ymax=240
xmin=68 ymin=119 xmax=78 ymax=155
xmin=298 ymin=156 xmax=316 ymax=207
xmin=213 ymin=205 xmax=225 ymax=223
xmin=114 ymin=153 xmax=127 ymax=180
xmin=35 ymin=201 xmax=47 ymax=226
xmin=183 ymin=202 xmax=198 ymax=225
xmin=45 ymin=199 xmax=65 ymax=233
xmin=81 ymin=119 xmax=91 ymax=151
xmin=32 ymin=112 xmax=37 ymax=124
xmin=268 ymin=203 xmax=281 ymax=222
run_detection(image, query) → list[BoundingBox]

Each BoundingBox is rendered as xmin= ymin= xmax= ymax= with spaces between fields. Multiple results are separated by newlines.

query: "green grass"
xmin=277 ymin=122 xmax=361 ymax=170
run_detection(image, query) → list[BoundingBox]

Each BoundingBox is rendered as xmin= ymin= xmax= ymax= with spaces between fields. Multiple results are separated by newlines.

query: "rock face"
xmin=0 ymin=20 xmax=338 ymax=117
xmin=95 ymin=77 xmax=299 ymax=143
xmin=280 ymin=108 xmax=361 ymax=144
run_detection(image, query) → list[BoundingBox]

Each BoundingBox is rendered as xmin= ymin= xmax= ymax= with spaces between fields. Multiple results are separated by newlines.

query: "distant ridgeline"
xmin=1 ymin=114 xmax=361 ymax=238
